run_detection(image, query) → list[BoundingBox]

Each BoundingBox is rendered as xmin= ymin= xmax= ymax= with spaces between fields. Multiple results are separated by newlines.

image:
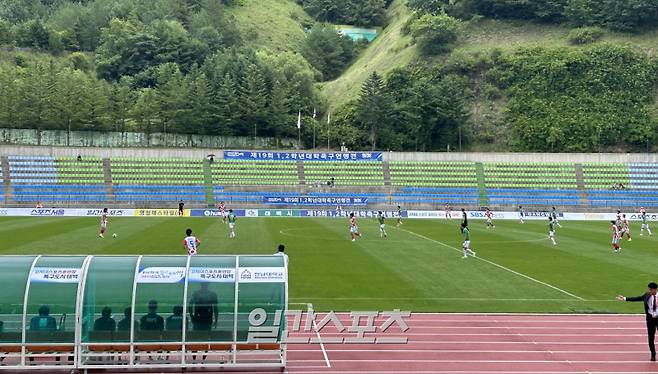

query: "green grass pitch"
xmin=0 ymin=216 xmax=654 ymax=314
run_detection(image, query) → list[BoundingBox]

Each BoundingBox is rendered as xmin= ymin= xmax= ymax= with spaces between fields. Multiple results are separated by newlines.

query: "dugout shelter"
xmin=0 ymin=255 xmax=287 ymax=371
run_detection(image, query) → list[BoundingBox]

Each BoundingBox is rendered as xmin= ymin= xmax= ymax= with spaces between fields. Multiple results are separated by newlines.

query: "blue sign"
xmin=302 ymin=210 xmax=404 ymax=218
xmin=224 ymin=150 xmax=382 ymax=162
xmin=189 ymin=209 xmax=246 ymax=217
xmin=264 ymin=196 xmax=368 ymax=206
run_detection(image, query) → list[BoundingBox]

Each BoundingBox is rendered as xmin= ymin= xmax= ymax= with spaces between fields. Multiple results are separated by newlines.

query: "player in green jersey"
xmin=377 ymin=211 xmax=387 ymax=238
xmin=548 ymin=217 xmax=557 ymax=246
xmin=641 ymin=210 xmax=653 ymax=236
xmin=519 ymin=205 xmax=525 ymax=224
xmin=227 ymin=209 xmax=237 ymax=238
xmin=551 ymin=207 xmax=562 ymax=228
xmin=461 ymin=223 xmax=476 ymax=259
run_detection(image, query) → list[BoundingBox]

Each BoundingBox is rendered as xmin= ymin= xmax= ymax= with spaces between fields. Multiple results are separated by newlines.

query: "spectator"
xmin=76 ymin=154 xmax=82 ymax=162
xmin=93 ymin=307 xmax=116 ymax=331
xmin=140 ymin=300 xmax=164 ymax=331
xmin=30 ymin=305 xmax=57 ymax=331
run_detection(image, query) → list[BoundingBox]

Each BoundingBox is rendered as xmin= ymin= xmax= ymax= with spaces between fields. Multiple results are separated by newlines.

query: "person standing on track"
xmin=616 ymin=282 xmax=658 ymax=361
xmin=396 ymin=206 xmax=402 ymax=227
xmin=178 ymin=200 xmax=185 ymax=216
xmin=461 ymin=208 xmax=468 ymax=227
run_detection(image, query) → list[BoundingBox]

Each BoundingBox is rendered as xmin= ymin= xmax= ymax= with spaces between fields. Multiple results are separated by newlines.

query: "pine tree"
xmin=214 ymin=72 xmax=241 ymax=135
xmin=356 ymin=71 xmax=390 ymax=150
xmin=240 ymin=63 xmax=268 ymax=141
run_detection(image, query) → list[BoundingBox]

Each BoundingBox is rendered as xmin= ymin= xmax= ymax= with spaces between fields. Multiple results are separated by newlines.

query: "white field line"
xmin=394 ymin=227 xmax=585 ymax=300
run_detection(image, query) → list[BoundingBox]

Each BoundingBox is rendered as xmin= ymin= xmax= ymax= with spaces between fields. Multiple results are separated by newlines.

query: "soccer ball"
xmin=112 ymin=233 xmax=117 ymax=238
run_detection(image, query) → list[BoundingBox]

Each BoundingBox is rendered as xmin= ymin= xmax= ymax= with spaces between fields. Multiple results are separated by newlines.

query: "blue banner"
xmin=263 ymin=196 xmax=368 ymax=206
xmin=189 ymin=209 xmax=246 ymax=217
xmin=301 ymin=210 xmax=405 ymax=218
xmin=224 ymin=150 xmax=382 ymax=162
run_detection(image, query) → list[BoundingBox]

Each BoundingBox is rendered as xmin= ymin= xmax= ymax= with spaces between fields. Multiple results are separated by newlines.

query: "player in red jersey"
xmin=349 ymin=212 xmax=362 ymax=242
xmin=336 ymin=205 xmax=343 ymax=218
xmin=622 ymin=214 xmax=632 ymax=241
xmin=485 ymin=208 xmax=495 ymax=229
xmin=183 ymin=228 xmax=201 ymax=256
xmin=611 ymin=220 xmax=621 ymax=253
xmin=99 ymin=207 xmax=108 ymax=238
xmin=218 ymin=201 xmax=227 ymax=223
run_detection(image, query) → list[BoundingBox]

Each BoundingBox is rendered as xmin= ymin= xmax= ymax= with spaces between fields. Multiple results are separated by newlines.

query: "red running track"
xmin=268 ymin=313 xmax=657 ymax=374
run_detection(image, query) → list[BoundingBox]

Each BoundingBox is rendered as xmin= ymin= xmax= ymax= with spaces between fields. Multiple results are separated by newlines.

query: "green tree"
xmin=356 ymin=71 xmax=390 ymax=150
xmin=240 ymin=63 xmax=268 ymax=139
xmin=213 ymin=72 xmax=241 ymax=135
xmin=409 ymin=13 xmax=462 ymax=55
xmin=302 ymin=24 xmax=356 ymax=80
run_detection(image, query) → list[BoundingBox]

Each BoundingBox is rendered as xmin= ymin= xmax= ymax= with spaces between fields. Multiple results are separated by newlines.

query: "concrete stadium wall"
xmin=383 ymin=152 xmax=658 ymax=163
xmin=2 ymin=145 xmax=658 ymax=163
xmin=0 ymin=145 xmax=224 ymax=159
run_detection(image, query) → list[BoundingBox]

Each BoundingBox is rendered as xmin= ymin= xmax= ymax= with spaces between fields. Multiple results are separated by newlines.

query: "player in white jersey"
xmin=349 ymin=212 xmax=362 ymax=242
xmin=182 ymin=228 xmax=201 ymax=255
xmin=622 ymin=214 xmax=632 ymax=241
xmin=485 ymin=208 xmax=495 ymax=229
xmin=99 ymin=207 xmax=108 ymax=238
xmin=218 ymin=202 xmax=227 ymax=223
xmin=611 ymin=220 xmax=621 ymax=253
xmin=445 ymin=204 xmax=452 ymax=219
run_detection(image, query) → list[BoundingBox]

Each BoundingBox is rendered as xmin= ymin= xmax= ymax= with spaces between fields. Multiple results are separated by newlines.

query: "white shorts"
xmin=100 ymin=224 xmax=107 ymax=230
xmin=379 ymin=224 xmax=385 ymax=230
xmin=612 ymin=237 xmax=619 ymax=244
xmin=350 ymin=226 xmax=358 ymax=233
xmin=643 ymin=223 xmax=649 ymax=229
xmin=463 ymin=240 xmax=470 ymax=249
xmin=486 ymin=218 xmax=493 ymax=224
xmin=549 ymin=231 xmax=554 ymax=238
xmin=229 ymin=223 xmax=235 ymax=229
xmin=220 ymin=211 xmax=226 ymax=217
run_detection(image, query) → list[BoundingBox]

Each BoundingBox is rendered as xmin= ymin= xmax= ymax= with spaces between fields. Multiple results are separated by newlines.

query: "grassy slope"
xmin=1 ymin=216 xmax=654 ymax=314
xmin=321 ymin=0 xmax=417 ymax=109
xmin=322 ymin=3 xmax=658 ymax=110
xmin=224 ymin=0 xmax=313 ymax=53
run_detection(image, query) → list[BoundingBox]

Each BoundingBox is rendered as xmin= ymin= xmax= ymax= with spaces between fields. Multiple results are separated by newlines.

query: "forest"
xmin=0 ymin=0 xmax=656 ymax=152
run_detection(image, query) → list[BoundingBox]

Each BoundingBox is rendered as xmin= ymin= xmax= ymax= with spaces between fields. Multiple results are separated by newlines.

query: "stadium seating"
xmin=587 ymin=190 xmax=658 ymax=208
xmin=304 ymin=161 xmax=384 ymax=186
xmin=211 ymin=160 xmax=298 ymax=186
xmin=487 ymin=189 xmax=581 ymax=206
xmin=628 ymin=163 xmax=658 ymax=189
xmin=483 ymin=163 xmax=577 ymax=189
xmin=389 ymin=162 xmax=477 ymax=187
xmin=393 ymin=187 xmax=479 ymax=205
xmin=111 ymin=158 xmax=204 ymax=185
xmin=115 ymin=185 xmax=206 ymax=202
xmin=8 ymin=156 xmax=107 ymax=202
xmin=582 ymin=163 xmax=629 ymax=190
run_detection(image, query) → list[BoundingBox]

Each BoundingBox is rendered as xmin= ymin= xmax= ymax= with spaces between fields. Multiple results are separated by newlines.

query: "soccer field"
xmin=0 ymin=216 xmax=653 ymax=314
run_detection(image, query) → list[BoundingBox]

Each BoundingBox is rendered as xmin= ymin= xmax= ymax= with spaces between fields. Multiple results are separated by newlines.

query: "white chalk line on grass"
xmin=394 ymin=227 xmax=585 ymax=301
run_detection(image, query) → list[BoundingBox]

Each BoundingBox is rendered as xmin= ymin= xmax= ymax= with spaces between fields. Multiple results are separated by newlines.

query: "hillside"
xmin=322 ymin=1 xmax=658 ymax=110
xmin=224 ymin=0 xmax=313 ymax=53
xmin=321 ymin=0 xmax=417 ymax=109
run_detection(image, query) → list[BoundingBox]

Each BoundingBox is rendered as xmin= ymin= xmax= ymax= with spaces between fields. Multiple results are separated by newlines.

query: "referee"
xmin=617 ymin=282 xmax=658 ymax=361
